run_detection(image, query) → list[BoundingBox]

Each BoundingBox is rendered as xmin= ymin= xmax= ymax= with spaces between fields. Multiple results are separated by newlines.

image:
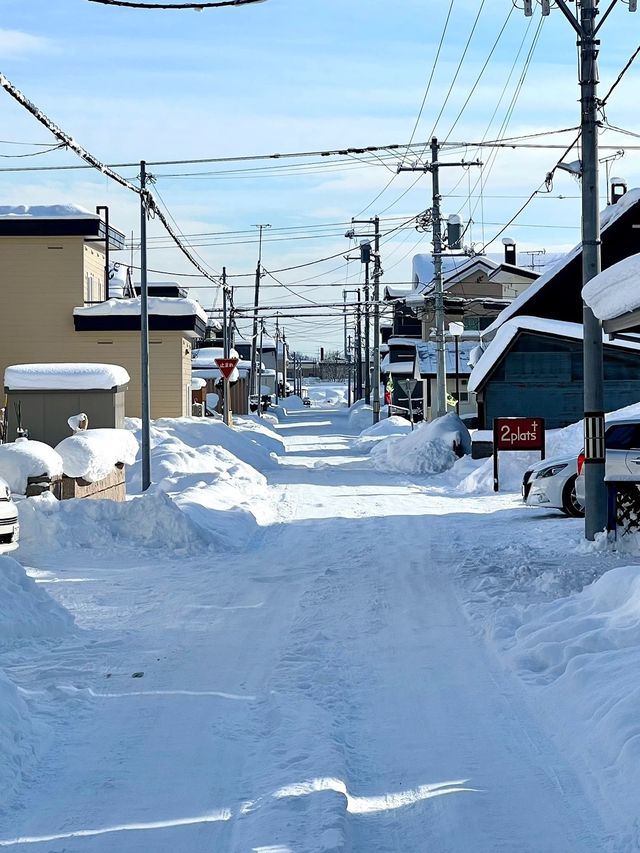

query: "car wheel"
xmin=561 ymin=474 xmax=585 ymax=518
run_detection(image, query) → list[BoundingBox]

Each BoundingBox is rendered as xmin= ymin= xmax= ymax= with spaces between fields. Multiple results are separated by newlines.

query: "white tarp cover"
xmin=4 ymin=363 xmax=130 ymax=391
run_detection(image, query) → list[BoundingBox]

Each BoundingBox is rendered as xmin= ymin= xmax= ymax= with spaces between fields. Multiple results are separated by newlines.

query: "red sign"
xmin=493 ymin=417 xmax=545 ymax=492
xmin=214 ymin=357 xmax=239 ymax=380
xmin=494 ymin=417 xmax=545 ymax=451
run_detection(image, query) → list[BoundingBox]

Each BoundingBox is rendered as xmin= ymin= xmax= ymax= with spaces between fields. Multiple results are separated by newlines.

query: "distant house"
xmin=383 ymin=336 xmax=477 ymax=419
xmin=0 ymin=204 xmax=205 ymax=420
xmin=470 ymin=188 xmax=640 ymax=429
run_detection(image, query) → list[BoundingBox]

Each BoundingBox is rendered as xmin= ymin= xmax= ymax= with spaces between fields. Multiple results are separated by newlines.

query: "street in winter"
xmin=3 ymin=2 xmax=640 ymax=851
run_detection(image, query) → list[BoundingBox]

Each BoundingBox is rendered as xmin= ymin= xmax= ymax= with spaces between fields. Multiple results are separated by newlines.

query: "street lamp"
xmin=448 ymin=321 xmax=464 ymax=415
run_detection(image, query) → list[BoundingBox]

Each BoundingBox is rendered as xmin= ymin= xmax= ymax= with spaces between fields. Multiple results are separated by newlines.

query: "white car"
xmin=0 ymin=476 xmax=19 ymax=553
xmin=575 ymin=417 xmax=640 ymax=505
xmin=522 ymin=454 xmax=584 ymax=518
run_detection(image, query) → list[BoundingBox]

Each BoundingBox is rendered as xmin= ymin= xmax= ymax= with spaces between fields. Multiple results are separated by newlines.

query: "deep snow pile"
xmin=279 ymin=395 xmax=306 ymax=412
xmin=124 ymin=417 xmax=278 ymax=546
xmin=353 ymin=415 xmax=411 ymax=451
xmin=17 ymin=490 xmax=205 ymax=553
xmin=347 ymin=401 xmax=374 ymax=432
xmin=0 ymin=439 xmax=63 ymax=494
xmin=505 ymin=564 xmax=640 ymax=840
xmin=306 ymin=384 xmax=348 ymax=407
xmin=0 ymin=555 xmax=74 ymax=806
xmin=370 ymin=413 xmax=471 ymax=475
xmin=55 ymin=429 xmax=138 ymax=482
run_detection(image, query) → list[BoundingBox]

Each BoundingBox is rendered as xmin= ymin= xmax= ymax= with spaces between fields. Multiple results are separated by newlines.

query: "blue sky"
xmin=2 ymin=0 xmax=640 ymax=352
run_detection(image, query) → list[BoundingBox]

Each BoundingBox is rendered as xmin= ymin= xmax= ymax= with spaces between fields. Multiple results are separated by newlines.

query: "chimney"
xmin=502 ymin=237 xmax=516 ymax=266
xmin=610 ymin=178 xmax=627 ymax=205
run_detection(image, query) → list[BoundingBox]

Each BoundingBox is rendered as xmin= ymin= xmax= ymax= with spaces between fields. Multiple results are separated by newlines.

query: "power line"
xmin=86 ymin=0 xmax=266 ymax=7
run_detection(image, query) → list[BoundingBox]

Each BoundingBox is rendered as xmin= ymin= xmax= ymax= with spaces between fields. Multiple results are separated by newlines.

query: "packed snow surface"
xmin=3 ymin=404 xmax=640 ymax=850
xmin=55 ymin=429 xmax=139 ymax=482
xmin=0 ymin=439 xmax=62 ymax=494
xmin=4 ymin=363 xmax=130 ymax=391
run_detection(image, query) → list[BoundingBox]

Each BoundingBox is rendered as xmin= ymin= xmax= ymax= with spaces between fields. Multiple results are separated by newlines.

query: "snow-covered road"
xmin=0 ymin=409 xmax=620 ymax=851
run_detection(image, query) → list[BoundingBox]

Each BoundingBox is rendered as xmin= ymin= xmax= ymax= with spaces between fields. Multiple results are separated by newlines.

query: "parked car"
xmin=522 ymin=454 xmax=584 ymax=517
xmin=0 ymin=476 xmax=19 ymax=553
xmin=575 ymin=417 xmax=640 ymax=505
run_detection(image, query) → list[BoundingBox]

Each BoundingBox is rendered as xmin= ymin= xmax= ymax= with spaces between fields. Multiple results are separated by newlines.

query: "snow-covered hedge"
xmin=0 ymin=439 xmax=63 ymax=495
xmin=55 ymin=429 xmax=139 ymax=483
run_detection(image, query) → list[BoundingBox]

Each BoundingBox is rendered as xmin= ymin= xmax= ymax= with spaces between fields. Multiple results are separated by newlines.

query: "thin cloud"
xmin=0 ymin=29 xmax=51 ymax=59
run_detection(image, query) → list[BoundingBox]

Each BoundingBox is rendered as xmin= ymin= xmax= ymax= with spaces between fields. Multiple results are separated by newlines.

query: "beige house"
xmin=0 ymin=205 xmax=205 ymax=418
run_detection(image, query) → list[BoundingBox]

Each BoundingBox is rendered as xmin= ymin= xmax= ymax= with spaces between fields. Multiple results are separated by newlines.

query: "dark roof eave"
xmin=74 ymin=313 xmax=206 ymax=336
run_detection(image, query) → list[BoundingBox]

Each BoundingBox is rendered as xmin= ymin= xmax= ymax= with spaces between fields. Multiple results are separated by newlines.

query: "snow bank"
xmin=353 ymin=415 xmax=411 ymax=451
xmin=0 ymin=555 xmax=74 ymax=807
xmin=347 ymin=401 xmax=373 ymax=432
xmin=55 ymin=429 xmax=138 ymax=482
xmin=459 ymin=403 xmax=640 ymax=494
xmin=122 ymin=417 xmax=278 ymax=547
xmin=233 ymin=416 xmax=285 ymax=455
xmin=0 ymin=439 xmax=62 ymax=494
xmin=18 ymin=490 xmax=205 ymax=553
xmin=0 ymin=555 xmax=74 ymax=643
xmin=4 ymin=363 xmax=130 ymax=391
xmin=306 ymin=384 xmax=348 ymax=407
xmin=508 ymin=564 xmax=640 ymax=837
xmin=280 ymin=395 xmax=306 ymax=411
xmin=370 ymin=413 xmax=471 ymax=475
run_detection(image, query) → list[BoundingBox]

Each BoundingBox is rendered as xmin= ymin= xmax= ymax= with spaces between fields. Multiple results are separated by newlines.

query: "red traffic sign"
xmin=494 ymin=417 xmax=545 ymax=451
xmin=214 ymin=357 xmax=239 ymax=380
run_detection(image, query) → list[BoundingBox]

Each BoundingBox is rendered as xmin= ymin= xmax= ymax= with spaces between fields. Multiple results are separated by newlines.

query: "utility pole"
xmin=282 ymin=327 xmax=288 ymax=398
xmin=139 ymin=160 xmax=151 ymax=492
xmin=222 ymin=266 xmax=232 ymax=427
xmin=363 ymin=247 xmax=371 ymax=404
xmin=343 ymin=289 xmax=349 ymax=402
xmin=347 ymin=334 xmax=352 ymax=404
xmin=398 ymin=139 xmax=480 ymax=419
xmin=257 ymin=320 xmax=264 ymax=418
xmin=274 ymin=313 xmax=280 ymax=404
xmin=372 ymin=216 xmax=382 ymax=423
xmin=519 ymin=0 xmax=637 ymax=537
xmin=355 ymin=292 xmax=363 ymax=400
xmin=250 ymin=224 xmax=270 ymax=406
xmin=350 ymin=218 xmax=383 ymax=422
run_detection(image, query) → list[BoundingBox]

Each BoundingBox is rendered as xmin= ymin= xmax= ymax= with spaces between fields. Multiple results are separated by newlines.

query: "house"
xmin=470 ymin=188 xmax=640 ymax=430
xmin=0 ymin=205 xmax=205 ymax=419
xmin=468 ymin=316 xmax=640 ymax=430
xmin=382 ymin=336 xmax=477 ymax=420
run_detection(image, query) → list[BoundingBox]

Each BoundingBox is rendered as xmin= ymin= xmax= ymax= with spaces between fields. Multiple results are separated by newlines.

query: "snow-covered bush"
xmin=0 ymin=439 xmax=63 ymax=495
xmin=55 ymin=429 xmax=139 ymax=483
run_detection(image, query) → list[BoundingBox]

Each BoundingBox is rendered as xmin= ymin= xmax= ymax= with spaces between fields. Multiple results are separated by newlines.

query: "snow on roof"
xmin=383 ymin=337 xmax=476 ymax=376
xmin=191 ymin=347 xmax=240 ymax=369
xmin=73 ymin=296 xmax=207 ymax=323
xmin=582 ymin=252 xmax=640 ymax=321
xmin=4 ymin=363 xmax=130 ymax=391
xmin=468 ymin=315 xmax=640 ymax=392
xmin=0 ymin=204 xmax=98 ymax=220
xmin=484 ymin=188 xmax=640 ymax=336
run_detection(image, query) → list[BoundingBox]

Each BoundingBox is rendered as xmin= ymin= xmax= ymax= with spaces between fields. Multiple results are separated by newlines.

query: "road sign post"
xmin=215 ymin=357 xmax=239 ymax=427
xmin=493 ymin=417 xmax=545 ymax=492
